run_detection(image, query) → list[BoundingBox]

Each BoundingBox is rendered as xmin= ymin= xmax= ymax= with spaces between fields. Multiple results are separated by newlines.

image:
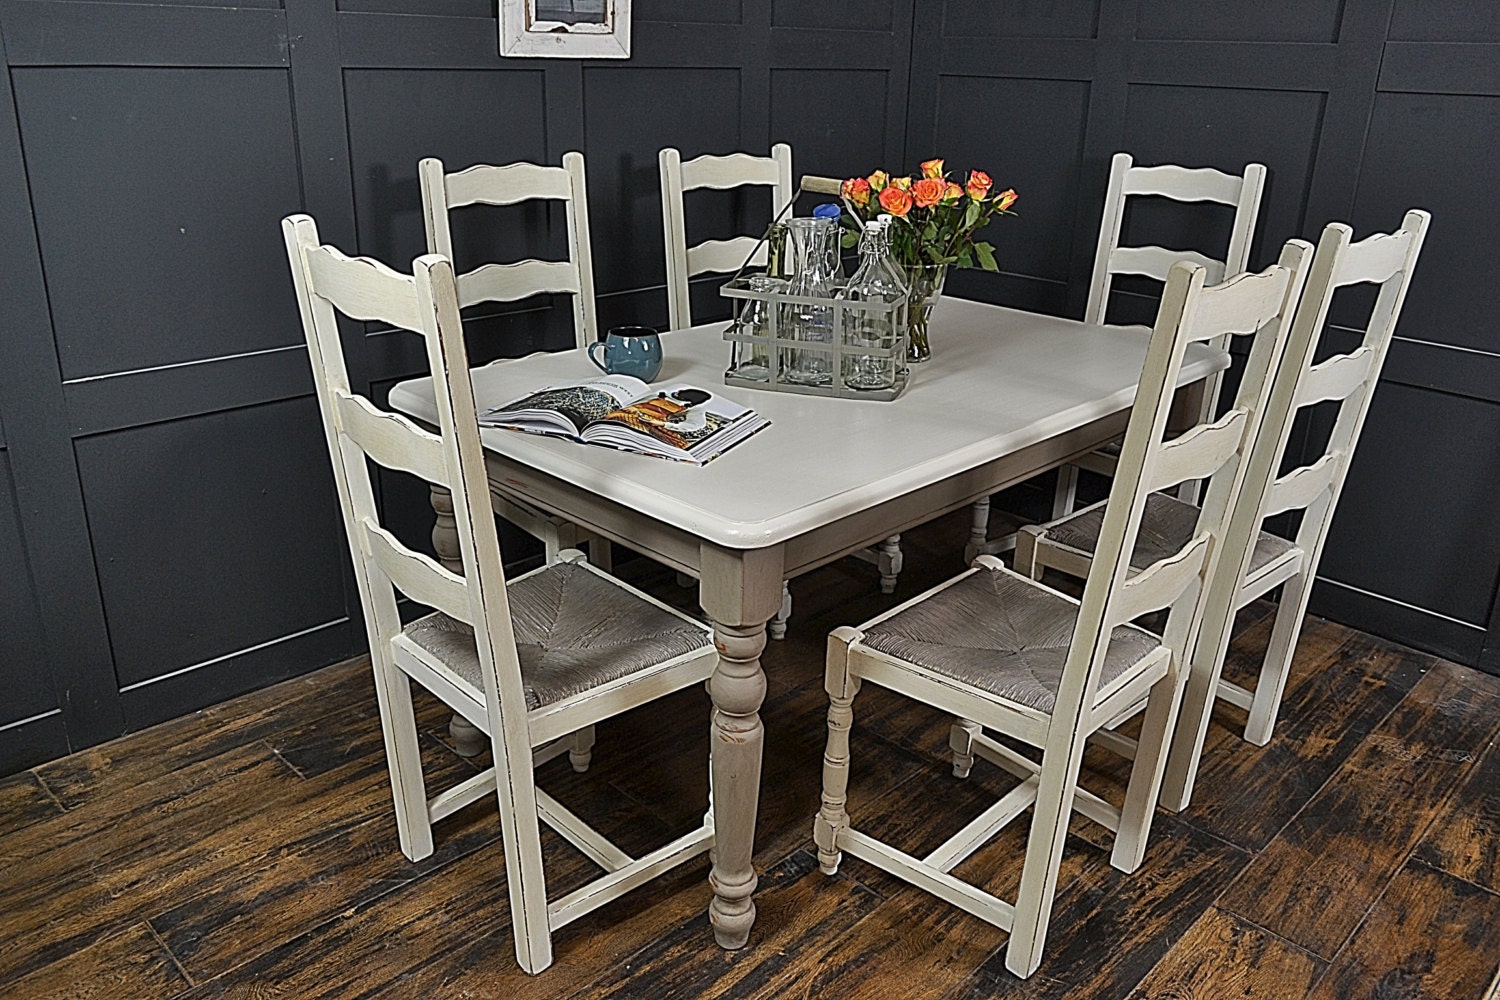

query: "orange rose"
xmin=995 ymin=188 xmax=1018 ymax=212
xmin=965 ymin=170 xmax=992 ymax=200
xmin=878 ymin=185 xmax=913 ymax=216
xmin=842 ymin=176 xmax=872 ymax=206
xmin=943 ymin=182 xmax=964 ymax=203
xmin=891 ymin=175 xmax=912 ymax=191
xmin=920 ymin=158 xmax=946 ymax=179
xmin=912 ymin=177 xmax=946 ymax=208
xmin=867 ymin=170 xmax=889 ymax=191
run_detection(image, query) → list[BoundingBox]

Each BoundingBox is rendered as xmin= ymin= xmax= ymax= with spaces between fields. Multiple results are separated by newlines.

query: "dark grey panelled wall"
xmin=0 ymin=0 xmax=1496 ymax=775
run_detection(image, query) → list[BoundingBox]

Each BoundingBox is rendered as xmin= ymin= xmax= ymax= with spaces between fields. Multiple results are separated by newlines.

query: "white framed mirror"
xmin=500 ymin=0 xmax=631 ymax=59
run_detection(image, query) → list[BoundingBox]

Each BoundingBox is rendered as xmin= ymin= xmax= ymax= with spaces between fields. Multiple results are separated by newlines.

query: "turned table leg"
xmin=699 ymin=544 xmax=784 ymax=950
xmin=431 ymin=485 xmax=486 ymax=758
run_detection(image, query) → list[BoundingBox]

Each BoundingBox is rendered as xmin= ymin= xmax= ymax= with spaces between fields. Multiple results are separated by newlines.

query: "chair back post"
xmin=1084 ymin=152 xmax=1134 ymax=326
xmin=658 ymin=146 xmax=691 ymax=331
xmin=418 ymin=157 xmax=454 ymax=262
xmin=562 ymin=151 xmax=598 ymax=348
xmin=1224 ymin=162 xmax=1268 ymax=279
xmin=770 ymin=141 xmax=795 ymax=218
xmin=411 ymin=249 xmax=552 ymax=970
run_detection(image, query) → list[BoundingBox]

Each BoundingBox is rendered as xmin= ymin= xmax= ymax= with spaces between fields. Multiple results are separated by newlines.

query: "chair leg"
xmin=950 ymin=718 xmax=982 ymax=779
xmin=370 ymin=658 xmax=434 ymax=862
xmin=814 ymin=628 xmax=863 ymax=876
xmin=1014 ymin=525 xmax=1045 ymax=580
xmin=488 ymin=738 xmax=553 ymax=973
xmin=1051 ymin=464 xmax=1079 ymax=519
xmin=569 ymin=724 xmax=596 ymax=773
xmin=769 ymin=581 xmax=791 ymax=640
xmin=878 ymin=535 xmax=903 ymax=595
xmin=1006 ymin=733 xmax=1088 ymax=979
xmin=1111 ymin=659 xmax=1186 ymax=873
xmin=589 ymin=537 xmax=613 ymax=573
xmin=965 ymin=498 xmax=991 ymax=565
xmin=542 ymin=522 xmax=563 ymax=565
xmin=1245 ymin=569 xmax=1313 ymax=746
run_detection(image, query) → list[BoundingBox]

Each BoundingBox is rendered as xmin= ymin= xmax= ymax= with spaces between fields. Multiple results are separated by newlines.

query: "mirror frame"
xmin=499 ymin=0 xmax=632 ymax=59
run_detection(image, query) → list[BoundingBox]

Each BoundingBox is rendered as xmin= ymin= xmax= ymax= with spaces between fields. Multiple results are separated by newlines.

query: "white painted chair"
xmin=965 ymin=154 xmax=1267 ymax=564
xmin=420 ymin=153 xmax=608 ymax=571
xmin=1014 ymin=210 xmax=1430 ymax=813
xmin=658 ymin=143 xmax=793 ymax=333
xmin=816 ymin=244 xmax=1310 ymax=979
xmin=283 ymin=214 xmax=717 ymax=975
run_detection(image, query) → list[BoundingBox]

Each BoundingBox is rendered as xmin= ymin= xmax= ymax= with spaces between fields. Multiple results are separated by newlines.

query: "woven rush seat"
xmin=858 ymin=566 xmax=1160 ymax=714
xmin=404 ymin=561 xmax=710 ymax=711
xmin=1046 ymin=492 xmax=1296 ymax=577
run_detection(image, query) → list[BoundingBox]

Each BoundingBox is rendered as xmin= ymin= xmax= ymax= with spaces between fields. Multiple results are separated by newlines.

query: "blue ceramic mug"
xmin=589 ymin=326 xmax=663 ymax=382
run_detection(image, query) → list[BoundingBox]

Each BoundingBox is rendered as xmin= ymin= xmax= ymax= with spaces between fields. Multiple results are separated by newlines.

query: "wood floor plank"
xmin=1309 ymin=860 xmax=1500 ymax=1000
xmin=1180 ymin=626 xmax=1429 ymax=852
xmin=573 ymin=850 xmax=882 ymax=999
xmin=1219 ymin=659 xmax=1500 ymax=959
xmin=0 ymin=706 xmax=472 ymax=989
xmin=0 ymin=770 xmax=64 ymax=839
xmin=1413 ymin=736 xmax=1500 ymax=894
xmin=0 ymin=922 xmax=190 ymax=999
xmin=34 ymin=657 xmax=371 ymax=809
xmin=147 ymin=780 xmax=501 ymax=983
xmin=1125 ymin=906 xmax=1325 ymax=999
xmin=948 ymin=816 xmax=1253 ymax=997
xmin=775 ymin=889 xmax=1009 ymax=1000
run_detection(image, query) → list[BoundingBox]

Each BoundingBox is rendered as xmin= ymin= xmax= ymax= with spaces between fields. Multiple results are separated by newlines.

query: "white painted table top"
xmin=389 ymin=298 xmax=1228 ymax=550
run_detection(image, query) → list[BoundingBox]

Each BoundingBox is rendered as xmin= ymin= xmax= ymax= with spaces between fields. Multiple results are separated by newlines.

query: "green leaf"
xmin=956 ymin=248 xmax=974 ymax=268
xmin=841 ymin=231 xmax=860 ymax=249
xmin=975 ymin=241 xmax=998 ymax=272
xmin=964 ymin=199 xmax=981 ymax=231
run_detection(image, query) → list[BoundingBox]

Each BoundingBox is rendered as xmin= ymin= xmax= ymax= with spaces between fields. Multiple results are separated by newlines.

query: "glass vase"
xmin=904 ymin=263 xmax=947 ymax=364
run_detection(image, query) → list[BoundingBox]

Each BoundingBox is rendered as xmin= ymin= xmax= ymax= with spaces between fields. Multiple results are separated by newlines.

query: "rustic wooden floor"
xmin=4 ymin=509 xmax=1500 ymax=999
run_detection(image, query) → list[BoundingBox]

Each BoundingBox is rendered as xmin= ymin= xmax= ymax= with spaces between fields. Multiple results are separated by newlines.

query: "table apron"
xmin=482 ymin=404 xmax=1136 ymax=581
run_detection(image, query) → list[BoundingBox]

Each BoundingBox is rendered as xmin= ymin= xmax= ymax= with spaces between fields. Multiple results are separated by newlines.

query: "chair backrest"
xmin=281 ymin=212 xmax=532 ymax=778
xmin=1056 ymin=240 xmax=1312 ymax=731
xmin=1085 ymin=152 xmax=1268 ymax=327
xmin=1222 ymin=210 xmax=1430 ymax=607
xmin=419 ymin=153 xmax=598 ymax=350
xmin=659 ymin=143 xmax=794 ymax=330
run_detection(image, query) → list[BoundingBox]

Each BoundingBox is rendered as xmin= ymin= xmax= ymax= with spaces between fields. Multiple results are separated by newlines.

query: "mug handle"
xmin=587 ymin=341 xmax=609 ymax=372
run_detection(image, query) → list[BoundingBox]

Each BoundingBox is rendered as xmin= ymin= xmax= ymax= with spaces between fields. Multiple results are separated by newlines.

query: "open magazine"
xmin=479 ymin=375 xmax=770 ymax=466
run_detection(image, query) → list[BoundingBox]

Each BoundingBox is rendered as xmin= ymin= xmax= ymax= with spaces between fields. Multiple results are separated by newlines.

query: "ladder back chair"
xmin=658 ymin=143 xmax=793 ymax=332
xmin=816 ymin=243 xmax=1311 ymax=979
xmin=968 ymin=153 xmax=1267 ymax=563
xmin=1016 ymin=210 xmax=1430 ymax=812
xmin=283 ymin=214 xmax=717 ymax=975
xmin=420 ymin=152 xmax=608 ymax=573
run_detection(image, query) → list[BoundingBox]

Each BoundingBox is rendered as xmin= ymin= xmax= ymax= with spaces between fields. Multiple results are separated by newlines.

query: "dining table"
xmin=387 ymin=295 xmax=1229 ymax=950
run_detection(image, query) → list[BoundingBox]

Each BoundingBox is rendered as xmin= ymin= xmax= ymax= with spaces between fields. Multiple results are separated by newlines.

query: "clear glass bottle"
xmin=840 ymin=222 xmax=905 ymax=391
xmin=781 ymin=216 xmax=838 ymax=386
xmin=727 ymin=274 xmax=780 ymax=382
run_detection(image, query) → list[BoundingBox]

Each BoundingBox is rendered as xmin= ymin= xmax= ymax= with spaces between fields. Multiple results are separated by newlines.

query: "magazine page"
xmin=479 ymin=374 xmax=649 ymax=438
xmin=582 ymin=384 xmax=769 ymax=465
